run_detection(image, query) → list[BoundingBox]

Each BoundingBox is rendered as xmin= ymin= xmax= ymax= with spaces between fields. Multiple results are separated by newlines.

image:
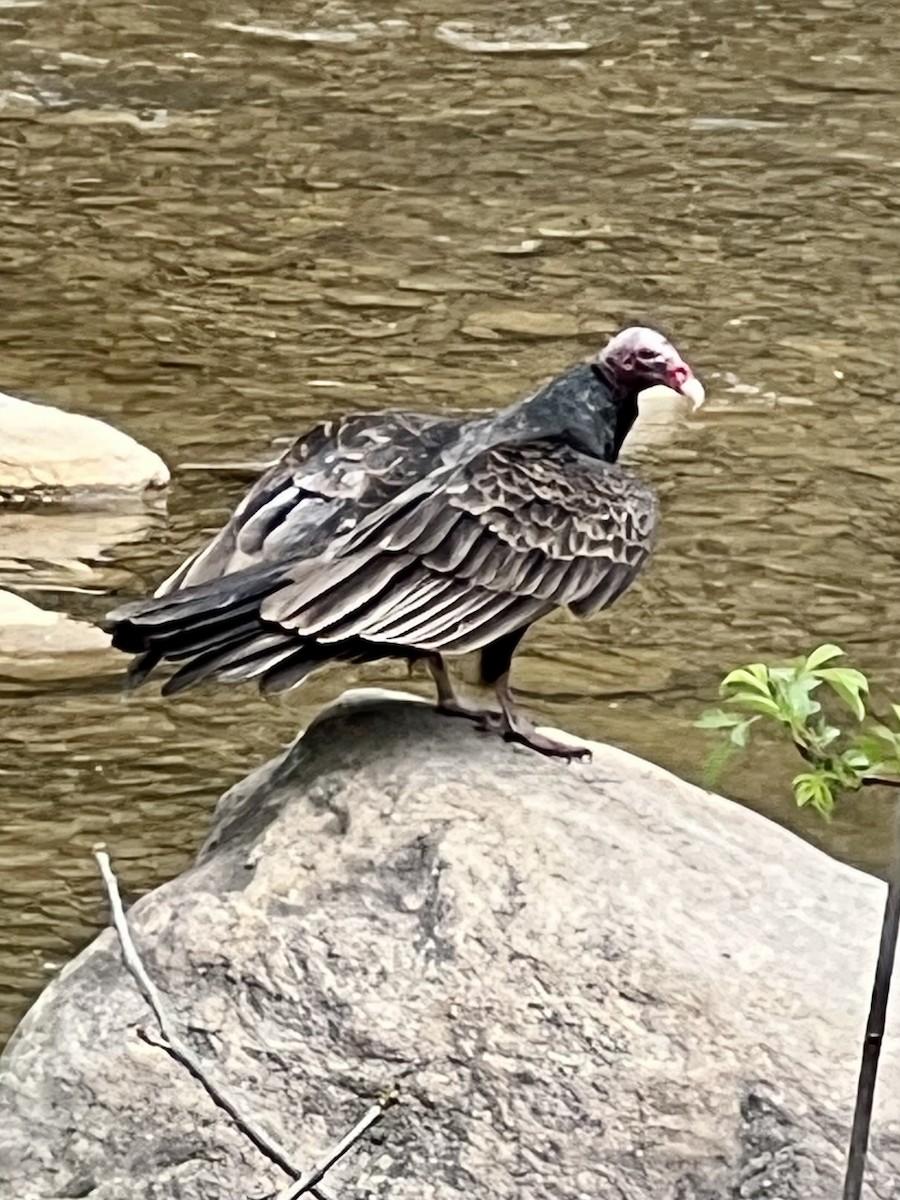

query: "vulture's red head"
xmin=596 ymin=326 xmax=705 ymax=409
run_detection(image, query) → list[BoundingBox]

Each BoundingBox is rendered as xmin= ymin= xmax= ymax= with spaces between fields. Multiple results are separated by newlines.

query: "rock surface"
xmin=0 ymin=391 xmax=169 ymax=498
xmin=0 ymin=506 xmax=161 ymax=583
xmin=0 ymin=589 xmax=112 ymax=667
xmin=1 ymin=692 xmax=898 ymax=1199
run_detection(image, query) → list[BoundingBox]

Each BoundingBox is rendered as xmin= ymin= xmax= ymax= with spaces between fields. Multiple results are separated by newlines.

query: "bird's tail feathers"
xmin=105 ymin=562 xmax=314 ymax=695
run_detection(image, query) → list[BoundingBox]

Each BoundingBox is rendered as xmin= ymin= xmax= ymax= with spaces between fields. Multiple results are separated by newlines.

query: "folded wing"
xmin=155 ymin=409 xmax=464 ymax=595
xmin=261 ymin=437 xmax=659 ymax=655
xmin=109 ymin=435 xmax=657 ymax=696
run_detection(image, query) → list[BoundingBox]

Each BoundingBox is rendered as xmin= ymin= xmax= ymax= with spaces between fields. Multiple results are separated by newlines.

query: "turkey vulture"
xmin=106 ymin=327 xmax=704 ymax=759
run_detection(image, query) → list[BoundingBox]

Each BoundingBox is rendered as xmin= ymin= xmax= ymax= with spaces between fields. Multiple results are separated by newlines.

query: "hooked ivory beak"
xmin=679 ymin=375 xmax=705 ymax=411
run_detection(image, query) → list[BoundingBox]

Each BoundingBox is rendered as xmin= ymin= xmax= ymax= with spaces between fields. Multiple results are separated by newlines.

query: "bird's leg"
xmin=426 ymin=654 xmax=495 ymax=723
xmin=488 ymin=672 xmax=592 ymax=762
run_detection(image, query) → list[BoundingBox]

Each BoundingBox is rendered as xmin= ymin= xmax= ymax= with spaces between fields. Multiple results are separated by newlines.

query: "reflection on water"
xmin=2 ymin=0 xmax=900 ymax=1043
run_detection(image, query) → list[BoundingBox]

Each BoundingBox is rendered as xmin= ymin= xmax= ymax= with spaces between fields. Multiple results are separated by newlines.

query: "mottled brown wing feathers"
xmin=154 ymin=410 xmax=462 ymax=597
xmin=266 ymin=552 xmax=413 ymax=631
xmin=259 ymin=438 xmax=658 ymax=655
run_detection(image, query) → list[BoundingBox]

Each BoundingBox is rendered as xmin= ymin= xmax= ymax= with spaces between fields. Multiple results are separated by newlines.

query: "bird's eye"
xmin=636 ymin=348 xmax=658 ymax=363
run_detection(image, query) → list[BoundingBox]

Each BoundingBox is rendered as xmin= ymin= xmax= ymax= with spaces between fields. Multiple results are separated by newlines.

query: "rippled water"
xmin=2 ymin=0 xmax=900 ymax=1043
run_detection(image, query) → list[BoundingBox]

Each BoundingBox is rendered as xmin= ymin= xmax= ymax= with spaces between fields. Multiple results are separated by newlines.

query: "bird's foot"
xmin=480 ymin=706 xmax=592 ymax=762
xmin=436 ymin=698 xmax=499 ymax=725
xmin=435 ymin=665 xmax=591 ymax=763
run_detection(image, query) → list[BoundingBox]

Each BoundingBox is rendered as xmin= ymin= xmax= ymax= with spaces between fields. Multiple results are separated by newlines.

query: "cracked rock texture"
xmin=1 ymin=692 xmax=899 ymax=1199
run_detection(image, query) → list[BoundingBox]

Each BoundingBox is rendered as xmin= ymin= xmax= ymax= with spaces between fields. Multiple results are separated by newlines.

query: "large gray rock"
xmin=0 ymin=391 xmax=168 ymax=498
xmin=1 ymin=692 xmax=898 ymax=1199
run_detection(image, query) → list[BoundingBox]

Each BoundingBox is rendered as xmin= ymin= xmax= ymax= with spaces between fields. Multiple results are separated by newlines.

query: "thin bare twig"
xmin=842 ymin=794 xmax=900 ymax=1200
xmin=273 ymin=1088 xmax=400 ymax=1200
xmin=92 ymin=843 xmax=336 ymax=1200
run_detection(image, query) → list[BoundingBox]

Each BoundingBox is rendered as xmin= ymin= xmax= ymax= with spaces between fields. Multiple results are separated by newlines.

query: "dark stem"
xmin=842 ymin=799 xmax=900 ymax=1200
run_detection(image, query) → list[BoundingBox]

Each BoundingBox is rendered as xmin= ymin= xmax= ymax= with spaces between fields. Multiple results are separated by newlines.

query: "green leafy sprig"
xmin=696 ymin=644 xmax=900 ymax=817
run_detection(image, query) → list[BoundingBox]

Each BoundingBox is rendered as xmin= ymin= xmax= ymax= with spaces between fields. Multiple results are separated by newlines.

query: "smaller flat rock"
xmin=0 ymin=589 xmax=113 ymax=668
xmin=0 ymin=392 xmax=169 ymax=499
xmin=623 ymin=385 xmax=701 ymax=451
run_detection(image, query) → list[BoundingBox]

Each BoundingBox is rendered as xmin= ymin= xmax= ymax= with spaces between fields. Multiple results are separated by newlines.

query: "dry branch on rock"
xmin=93 ymin=844 xmax=395 ymax=1200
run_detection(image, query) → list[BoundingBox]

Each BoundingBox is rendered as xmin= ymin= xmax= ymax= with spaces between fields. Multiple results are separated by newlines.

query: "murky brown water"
xmin=2 ymin=0 xmax=900 ymax=1044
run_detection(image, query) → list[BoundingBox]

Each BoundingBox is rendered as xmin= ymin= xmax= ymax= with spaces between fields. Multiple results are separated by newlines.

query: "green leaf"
xmin=868 ymin=722 xmax=898 ymax=744
xmin=729 ymin=717 xmax=758 ymax=747
xmin=804 ymin=644 xmax=845 ymax=671
xmin=815 ymin=668 xmax=869 ymax=721
xmin=792 ymin=774 xmax=816 ymax=807
xmin=857 ymin=733 xmax=890 ymax=761
xmin=841 ymin=748 xmax=871 ymax=772
xmin=856 ymin=730 xmax=900 ymax=779
xmin=769 ymin=666 xmax=797 ymax=684
xmin=812 ymin=783 xmax=835 ymax=819
xmin=890 ymin=703 xmax=900 ymax=727
xmin=721 ymin=665 xmax=771 ymax=696
xmin=695 ymin=708 xmax=745 ymax=730
xmin=816 ymin=722 xmax=842 ymax=748
xmin=792 ymin=771 xmax=836 ymax=819
xmin=785 ymin=675 xmax=822 ymax=720
xmin=815 ymin=667 xmax=869 ymax=692
xmin=724 ymin=691 xmax=784 ymax=718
